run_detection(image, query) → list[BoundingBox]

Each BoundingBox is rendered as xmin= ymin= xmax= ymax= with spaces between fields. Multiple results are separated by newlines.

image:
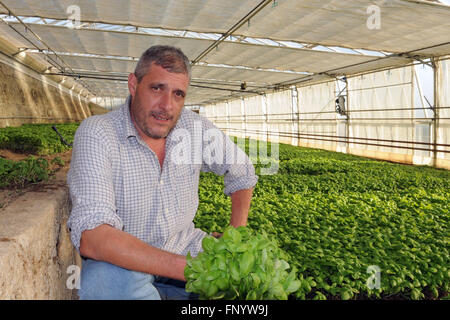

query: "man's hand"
xmin=211 ymin=232 xmax=222 ymax=238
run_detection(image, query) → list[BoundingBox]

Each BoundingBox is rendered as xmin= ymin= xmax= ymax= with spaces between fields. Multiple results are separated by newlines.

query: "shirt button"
xmin=165 ymin=208 xmax=169 ymax=214
xmin=160 ymin=179 xmax=164 ymax=185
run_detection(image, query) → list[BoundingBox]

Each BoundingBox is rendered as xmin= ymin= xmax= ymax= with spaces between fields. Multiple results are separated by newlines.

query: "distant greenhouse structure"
xmin=0 ymin=0 xmax=448 ymax=168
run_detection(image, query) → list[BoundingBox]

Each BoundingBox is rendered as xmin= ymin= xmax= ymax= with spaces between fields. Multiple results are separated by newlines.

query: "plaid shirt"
xmin=67 ymin=96 xmax=258 ymax=257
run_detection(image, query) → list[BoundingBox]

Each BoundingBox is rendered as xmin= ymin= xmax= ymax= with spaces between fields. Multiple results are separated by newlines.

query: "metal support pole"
xmin=241 ymin=97 xmax=246 ymax=139
xmin=291 ymin=86 xmax=299 ymax=146
xmin=225 ymin=101 xmax=230 ymax=136
xmin=432 ymin=58 xmax=439 ymax=167
xmin=296 ymin=88 xmax=301 ymax=147
xmin=262 ymin=94 xmax=268 ymax=142
xmin=342 ymin=76 xmax=350 ymax=153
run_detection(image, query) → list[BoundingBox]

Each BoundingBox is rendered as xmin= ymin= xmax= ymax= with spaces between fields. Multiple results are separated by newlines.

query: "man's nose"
xmin=158 ymin=91 xmax=173 ymax=113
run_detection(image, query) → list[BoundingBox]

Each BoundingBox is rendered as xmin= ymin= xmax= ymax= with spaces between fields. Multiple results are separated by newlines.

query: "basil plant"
xmin=185 ymin=226 xmax=301 ymax=300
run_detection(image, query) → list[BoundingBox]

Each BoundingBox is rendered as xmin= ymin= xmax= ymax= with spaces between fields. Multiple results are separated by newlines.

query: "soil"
xmin=0 ymin=149 xmax=72 ymax=211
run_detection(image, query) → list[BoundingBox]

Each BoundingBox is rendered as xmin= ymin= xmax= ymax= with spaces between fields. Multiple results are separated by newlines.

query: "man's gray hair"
xmin=134 ymin=45 xmax=191 ymax=82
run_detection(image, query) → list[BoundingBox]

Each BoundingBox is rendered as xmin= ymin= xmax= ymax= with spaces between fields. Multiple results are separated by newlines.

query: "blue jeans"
xmin=79 ymin=258 xmax=198 ymax=300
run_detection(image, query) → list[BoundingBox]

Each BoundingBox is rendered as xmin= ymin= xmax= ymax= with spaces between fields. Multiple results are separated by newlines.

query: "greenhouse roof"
xmin=0 ymin=0 xmax=449 ymax=105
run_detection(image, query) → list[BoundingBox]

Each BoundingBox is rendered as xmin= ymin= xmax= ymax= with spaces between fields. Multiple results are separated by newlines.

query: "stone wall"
xmin=0 ymin=169 xmax=80 ymax=300
xmin=0 ymin=53 xmax=92 ymax=128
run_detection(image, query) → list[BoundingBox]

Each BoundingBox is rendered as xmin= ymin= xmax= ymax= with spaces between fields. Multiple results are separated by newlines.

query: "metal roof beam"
xmin=26 ymin=49 xmax=314 ymax=77
xmin=191 ymin=0 xmax=274 ymax=64
xmin=25 ymin=48 xmax=138 ymax=62
xmin=0 ymin=1 xmax=97 ymax=96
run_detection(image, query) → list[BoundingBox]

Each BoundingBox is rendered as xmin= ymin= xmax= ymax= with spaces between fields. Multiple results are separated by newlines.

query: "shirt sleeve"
xmin=67 ymin=119 xmax=123 ymax=252
xmin=200 ymin=119 xmax=258 ymax=196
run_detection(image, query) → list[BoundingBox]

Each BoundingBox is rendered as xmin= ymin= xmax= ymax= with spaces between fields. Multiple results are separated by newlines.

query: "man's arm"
xmin=211 ymin=187 xmax=254 ymax=238
xmin=229 ymin=187 xmax=254 ymax=227
xmin=80 ymin=224 xmax=187 ymax=281
xmin=69 ymin=120 xmax=187 ymax=281
xmin=198 ymin=116 xmax=258 ymax=237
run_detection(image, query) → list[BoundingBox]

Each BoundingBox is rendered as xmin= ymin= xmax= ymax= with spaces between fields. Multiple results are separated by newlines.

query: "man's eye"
xmin=175 ymin=91 xmax=185 ymax=98
xmin=152 ymin=86 xmax=161 ymax=91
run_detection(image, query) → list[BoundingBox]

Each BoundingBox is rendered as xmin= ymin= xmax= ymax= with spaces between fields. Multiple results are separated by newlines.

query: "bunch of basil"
xmin=185 ymin=226 xmax=301 ymax=300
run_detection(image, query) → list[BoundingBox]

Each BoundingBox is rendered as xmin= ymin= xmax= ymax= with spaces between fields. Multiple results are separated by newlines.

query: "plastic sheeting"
xmin=239 ymin=0 xmax=450 ymax=56
xmin=186 ymin=85 xmax=237 ymax=105
xmin=204 ymin=42 xmax=382 ymax=74
xmin=0 ymin=21 xmax=411 ymax=78
xmin=0 ymin=23 xmax=214 ymax=60
xmin=191 ymin=65 xmax=303 ymax=87
xmin=264 ymin=90 xmax=292 ymax=145
xmin=55 ymin=56 xmax=136 ymax=74
xmin=0 ymin=0 xmax=262 ymax=35
xmin=347 ymin=67 xmax=414 ymax=155
xmin=437 ymin=58 xmax=450 ymax=162
xmin=200 ymin=60 xmax=450 ymax=169
xmin=80 ymin=78 xmax=129 ymax=97
xmin=297 ymin=81 xmax=337 ymax=149
xmin=203 ymin=101 xmax=228 ymax=133
xmin=0 ymin=0 xmax=448 ymax=105
xmin=2 ymin=0 xmax=448 ymax=56
xmin=243 ymin=95 xmax=266 ymax=141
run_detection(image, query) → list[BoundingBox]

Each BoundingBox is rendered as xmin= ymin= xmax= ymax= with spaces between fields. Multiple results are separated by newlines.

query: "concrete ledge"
xmin=0 ymin=172 xmax=80 ymax=299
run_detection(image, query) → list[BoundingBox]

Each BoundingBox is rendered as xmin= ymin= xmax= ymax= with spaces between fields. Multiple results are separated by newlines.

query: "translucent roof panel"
xmin=185 ymin=86 xmax=251 ymax=106
xmin=239 ymin=0 xmax=450 ymax=55
xmin=203 ymin=42 xmax=411 ymax=75
xmin=0 ymin=0 xmax=262 ymax=33
xmin=1 ymin=0 xmax=449 ymax=56
xmin=4 ymin=21 xmax=410 ymax=78
xmin=0 ymin=0 xmax=448 ymax=104
xmin=33 ymin=54 xmax=137 ymax=74
xmin=1 ymin=23 xmax=215 ymax=60
xmin=409 ymin=42 xmax=450 ymax=57
xmin=191 ymin=65 xmax=309 ymax=87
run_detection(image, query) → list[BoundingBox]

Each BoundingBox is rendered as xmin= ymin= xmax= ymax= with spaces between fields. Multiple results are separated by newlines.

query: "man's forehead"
xmin=144 ymin=64 xmax=189 ymax=86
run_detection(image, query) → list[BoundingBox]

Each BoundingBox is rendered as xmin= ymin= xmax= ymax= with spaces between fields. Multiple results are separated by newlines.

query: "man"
xmin=67 ymin=45 xmax=258 ymax=300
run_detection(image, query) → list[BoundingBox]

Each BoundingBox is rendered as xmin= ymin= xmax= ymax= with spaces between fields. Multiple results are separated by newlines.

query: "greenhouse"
xmin=0 ymin=0 xmax=448 ymax=303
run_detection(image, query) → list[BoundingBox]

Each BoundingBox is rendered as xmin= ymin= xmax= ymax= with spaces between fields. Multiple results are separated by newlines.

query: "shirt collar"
xmin=120 ymin=95 xmax=140 ymax=140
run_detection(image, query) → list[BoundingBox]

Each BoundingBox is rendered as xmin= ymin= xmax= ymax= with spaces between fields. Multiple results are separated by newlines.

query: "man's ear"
xmin=128 ymin=73 xmax=138 ymax=97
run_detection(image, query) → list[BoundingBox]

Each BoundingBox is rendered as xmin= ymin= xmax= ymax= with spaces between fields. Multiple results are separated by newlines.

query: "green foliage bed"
xmin=194 ymin=140 xmax=450 ymax=300
xmin=0 ymin=123 xmax=78 ymax=155
xmin=0 ymin=123 xmax=78 ymax=188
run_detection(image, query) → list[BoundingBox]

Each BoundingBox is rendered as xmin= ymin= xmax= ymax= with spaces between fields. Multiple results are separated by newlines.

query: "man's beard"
xmin=130 ymin=96 xmax=180 ymax=140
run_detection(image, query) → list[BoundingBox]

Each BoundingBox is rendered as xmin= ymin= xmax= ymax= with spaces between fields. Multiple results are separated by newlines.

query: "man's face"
xmin=128 ymin=62 xmax=189 ymax=140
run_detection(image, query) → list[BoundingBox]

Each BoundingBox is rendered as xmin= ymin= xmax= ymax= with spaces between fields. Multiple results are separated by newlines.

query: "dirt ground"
xmin=0 ymin=149 xmax=72 ymax=211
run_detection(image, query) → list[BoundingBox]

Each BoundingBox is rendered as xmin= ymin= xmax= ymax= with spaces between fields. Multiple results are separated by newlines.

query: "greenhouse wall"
xmin=436 ymin=58 xmax=450 ymax=170
xmin=0 ymin=54 xmax=92 ymax=128
xmin=296 ymin=80 xmax=337 ymax=152
xmin=346 ymin=66 xmax=414 ymax=164
xmin=244 ymin=95 xmax=266 ymax=142
xmin=201 ymin=62 xmax=450 ymax=170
